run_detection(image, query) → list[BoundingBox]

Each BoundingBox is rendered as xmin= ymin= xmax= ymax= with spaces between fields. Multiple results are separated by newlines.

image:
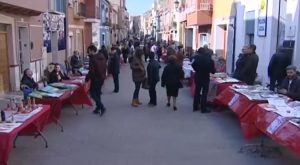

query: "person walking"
xmin=108 ymin=46 xmax=120 ymax=93
xmin=192 ymin=48 xmax=216 ymax=113
xmin=161 ymin=55 xmax=184 ymax=111
xmin=157 ymin=43 xmax=162 ymax=62
xmin=130 ymin=48 xmax=146 ymax=107
xmin=85 ymin=45 xmax=107 ymax=116
xmin=147 ymin=52 xmax=161 ymax=106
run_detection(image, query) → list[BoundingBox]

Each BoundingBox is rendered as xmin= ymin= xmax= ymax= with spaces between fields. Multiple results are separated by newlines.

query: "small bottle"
xmin=1 ymin=111 xmax=5 ymax=122
xmin=28 ymin=97 xmax=32 ymax=109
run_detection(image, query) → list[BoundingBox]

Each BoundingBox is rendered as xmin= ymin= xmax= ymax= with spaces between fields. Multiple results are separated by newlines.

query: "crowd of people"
xmin=19 ymin=38 xmax=300 ymax=117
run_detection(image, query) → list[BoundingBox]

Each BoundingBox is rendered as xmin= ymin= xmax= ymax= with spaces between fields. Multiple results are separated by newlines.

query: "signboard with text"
xmin=257 ymin=0 xmax=268 ymax=37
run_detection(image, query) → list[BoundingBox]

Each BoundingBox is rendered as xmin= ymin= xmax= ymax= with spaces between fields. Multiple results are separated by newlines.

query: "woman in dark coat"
xmin=161 ymin=55 xmax=184 ymax=111
xmin=130 ymin=48 xmax=146 ymax=107
xmin=49 ymin=64 xmax=70 ymax=83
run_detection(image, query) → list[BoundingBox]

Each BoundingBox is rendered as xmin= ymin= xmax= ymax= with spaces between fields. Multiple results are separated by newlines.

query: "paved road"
xmin=9 ymin=64 xmax=300 ymax=165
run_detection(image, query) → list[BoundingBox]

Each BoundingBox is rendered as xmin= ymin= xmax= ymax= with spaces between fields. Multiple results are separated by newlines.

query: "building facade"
xmin=84 ymin=0 xmax=101 ymax=49
xmin=99 ymin=0 xmax=111 ymax=47
xmin=0 ymin=0 xmax=48 ymax=93
xmin=66 ymin=0 xmax=86 ymax=60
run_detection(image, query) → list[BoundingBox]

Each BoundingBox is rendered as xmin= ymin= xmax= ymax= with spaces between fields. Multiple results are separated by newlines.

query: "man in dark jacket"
xmin=147 ymin=52 xmax=161 ymax=106
xmin=86 ymin=45 xmax=107 ymax=116
xmin=108 ymin=46 xmax=120 ymax=93
xmin=268 ymin=49 xmax=291 ymax=91
xmin=233 ymin=45 xmax=259 ymax=85
xmin=278 ymin=65 xmax=300 ymax=101
xmin=192 ymin=47 xmax=216 ymax=113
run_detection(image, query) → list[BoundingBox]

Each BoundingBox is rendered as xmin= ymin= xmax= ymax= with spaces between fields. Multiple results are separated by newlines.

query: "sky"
xmin=126 ymin=0 xmax=153 ymax=16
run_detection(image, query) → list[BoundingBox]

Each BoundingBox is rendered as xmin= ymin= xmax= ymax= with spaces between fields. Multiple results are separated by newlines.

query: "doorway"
xmin=51 ymin=31 xmax=58 ymax=63
xmin=0 ymin=32 xmax=10 ymax=93
xmin=18 ymin=27 xmax=30 ymax=72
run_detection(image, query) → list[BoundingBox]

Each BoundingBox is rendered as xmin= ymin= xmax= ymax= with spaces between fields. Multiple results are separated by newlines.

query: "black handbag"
xmin=142 ymin=78 xmax=150 ymax=89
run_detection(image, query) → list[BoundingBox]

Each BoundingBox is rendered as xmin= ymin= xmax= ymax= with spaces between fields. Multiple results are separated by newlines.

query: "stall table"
xmin=0 ymin=105 xmax=50 ymax=165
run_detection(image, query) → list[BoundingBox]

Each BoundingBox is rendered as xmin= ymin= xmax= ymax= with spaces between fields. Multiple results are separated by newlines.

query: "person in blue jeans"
xmin=130 ymin=48 xmax=146 ymax=107
xmin=21 ymin=68 xmax=39 ymax=100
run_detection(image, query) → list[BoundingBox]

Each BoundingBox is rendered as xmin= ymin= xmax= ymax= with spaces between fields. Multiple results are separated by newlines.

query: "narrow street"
xmin=9 ymin=64 xmax=299 ymax=165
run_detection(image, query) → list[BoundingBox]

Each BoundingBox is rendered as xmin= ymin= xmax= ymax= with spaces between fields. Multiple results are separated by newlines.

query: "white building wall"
xmin=286 ymin=0 xmax=300 ymax=68
xmin=234 ymin=0 xmax=280 ymax=84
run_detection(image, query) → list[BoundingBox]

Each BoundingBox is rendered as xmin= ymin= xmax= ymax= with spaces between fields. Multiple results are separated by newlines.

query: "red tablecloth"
xmin=35 ymin=83 xmax=92 ymax=124
xmin=214 ymin=87 xmax=236 ymax=106
xmin=215 ymin=88 xmax=266 ymax=139
xmin=0 ymin=105 xmax=50 ymax=165
xmin=63 ymin=80 xmax=92 ymax=106
xmin=255 ymin=104 xmax=300 ymax=157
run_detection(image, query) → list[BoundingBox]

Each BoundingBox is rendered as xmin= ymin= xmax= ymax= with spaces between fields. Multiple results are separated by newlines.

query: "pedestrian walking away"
xmin=130 ymin=48 xmax=146 ymax=107
xmin=161 ymin=55 xmax=184 ymax=111
xmin=147 ymin=52 xmax=161 ymax=106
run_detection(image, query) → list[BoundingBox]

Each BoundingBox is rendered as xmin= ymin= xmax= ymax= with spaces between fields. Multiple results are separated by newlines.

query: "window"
xmin=49 ymin=0 xmax=65 ymax=13
xmin=199 ymin=33 xmax=210 ymax=47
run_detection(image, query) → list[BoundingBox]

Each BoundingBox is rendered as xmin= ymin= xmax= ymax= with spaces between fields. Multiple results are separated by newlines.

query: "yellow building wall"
xmin=213 ymin=0 xmax=236 ymax=18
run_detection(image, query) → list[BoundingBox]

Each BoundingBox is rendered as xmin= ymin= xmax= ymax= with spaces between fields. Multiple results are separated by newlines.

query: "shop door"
xmin=0 ymin=32 xmax=10 ymax=93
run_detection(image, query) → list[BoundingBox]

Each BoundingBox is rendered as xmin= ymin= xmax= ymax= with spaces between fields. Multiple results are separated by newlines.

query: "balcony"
xmin=186 ymin=0 xmax=213 ymax=27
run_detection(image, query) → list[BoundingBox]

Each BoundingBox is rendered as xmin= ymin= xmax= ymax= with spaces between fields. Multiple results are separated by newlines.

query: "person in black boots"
xmin=147 ymin=52 xmax=161 ymax=106
xmin=108 ymin=46 xmax=120 ymax=93
xmin=192 ymin=47 xmax=216 ymax=113
xmin=86 ymin=45 xmax=107 ymax=116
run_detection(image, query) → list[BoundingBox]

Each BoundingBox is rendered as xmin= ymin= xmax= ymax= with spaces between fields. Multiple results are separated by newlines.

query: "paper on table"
xmin=0 ymin=123 xmax=22 ymax=133
xmin=268 ymin=98 xmax=287 ymax=106
xmin=267 ymin=116 xmax=286 ymax=134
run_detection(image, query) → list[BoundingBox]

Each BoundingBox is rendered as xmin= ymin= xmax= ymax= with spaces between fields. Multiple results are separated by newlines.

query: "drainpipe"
xmin=65 ymin=0 xmax=69 ymax=61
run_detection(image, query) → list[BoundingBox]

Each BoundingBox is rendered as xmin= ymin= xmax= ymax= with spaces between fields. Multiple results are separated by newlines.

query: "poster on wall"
xmin=43 ymin=13 xmax=66 ymax=53
xmin=257 ymin=0 xmax=268 ymax=37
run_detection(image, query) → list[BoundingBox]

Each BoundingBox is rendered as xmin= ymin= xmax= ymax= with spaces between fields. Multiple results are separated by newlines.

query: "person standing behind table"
xmin=108 ymin=46 xmax=120 ymax=93
xmin=233 ymin=45 xmax=259 ymax=85
xmin=278 ymin=65 xmax=300 ymax=101
xmin=21 ymin=68 xmax=39 ymax=100
xmin=70 ymin=50 xmax=83 ymax=75
xmin=86 ymin=47 xmax=107 ymax=116
xmin=49 ymin=64 xmax=70 ymax=83
xmin=130 ymin=48 xmax=146 ymax=107
xmin=268 ymin=49 xmax=291 ymax=91
xmin=161 ymin=55 xmax=184 ymax=111
xmin=147 ymin=52 xmax=161 ymax=106
xmin=192 ymin=48 xmax=216 ymax=113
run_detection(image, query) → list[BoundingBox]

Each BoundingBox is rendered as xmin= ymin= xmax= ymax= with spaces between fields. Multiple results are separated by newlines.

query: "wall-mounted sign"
xmin=257 ymin=0 xmax=268 ymax=37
